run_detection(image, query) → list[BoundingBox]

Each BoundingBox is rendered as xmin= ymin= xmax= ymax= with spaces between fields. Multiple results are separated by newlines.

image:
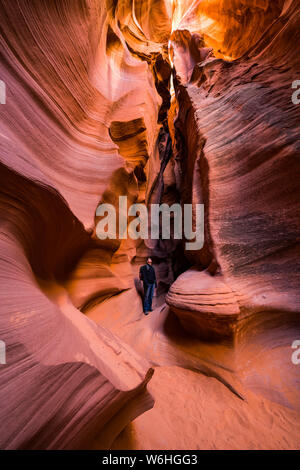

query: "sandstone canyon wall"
xmin=0 ymin=0 xmax=299 ymax=450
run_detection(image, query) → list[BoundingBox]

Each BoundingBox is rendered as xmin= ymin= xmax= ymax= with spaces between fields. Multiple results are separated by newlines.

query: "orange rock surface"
xmin=0 ymin=0 xmax=299 ymax=450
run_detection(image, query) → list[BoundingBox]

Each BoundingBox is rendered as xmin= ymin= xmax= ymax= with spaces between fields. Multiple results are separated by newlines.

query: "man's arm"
xmin=139 ymin=266 xmax=144 ymax=281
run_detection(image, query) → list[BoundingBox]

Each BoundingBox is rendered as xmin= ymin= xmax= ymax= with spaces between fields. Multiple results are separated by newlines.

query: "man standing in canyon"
xmin=139 ymin=258 xmax=157 ymax=315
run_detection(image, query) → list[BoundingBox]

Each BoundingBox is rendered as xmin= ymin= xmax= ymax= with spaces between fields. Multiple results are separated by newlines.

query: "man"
xmin=139 ymin=258 xmax=157 ymax=315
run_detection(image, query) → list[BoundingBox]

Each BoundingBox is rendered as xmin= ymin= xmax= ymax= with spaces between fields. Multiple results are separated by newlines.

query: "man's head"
xmin=147 ymin=257 xmax=152 ymax=265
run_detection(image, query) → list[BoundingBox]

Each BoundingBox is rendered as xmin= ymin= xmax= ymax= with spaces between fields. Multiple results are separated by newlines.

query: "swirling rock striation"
xmin=167 ymin=0 xmax=300 ymax=339
xmin=0 ymin=0 xmax=300 ymax=451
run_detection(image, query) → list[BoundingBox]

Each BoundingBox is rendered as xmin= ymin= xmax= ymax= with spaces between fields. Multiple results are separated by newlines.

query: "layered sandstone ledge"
xmin=166 ymin=270 xmax=240 ymax=340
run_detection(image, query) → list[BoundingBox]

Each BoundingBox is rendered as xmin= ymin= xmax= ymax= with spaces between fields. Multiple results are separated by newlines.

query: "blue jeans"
xmin=143 ymin=283 xmax=155 ymax=312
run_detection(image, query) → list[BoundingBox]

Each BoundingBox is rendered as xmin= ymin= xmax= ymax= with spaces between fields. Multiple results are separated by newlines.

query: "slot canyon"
xmin=0 ymin=0 xmax=300 ymax=450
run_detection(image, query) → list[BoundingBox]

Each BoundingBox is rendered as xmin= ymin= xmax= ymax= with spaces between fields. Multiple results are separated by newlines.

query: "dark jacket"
xmin=139 ymin=264 xmax=157 ymax=286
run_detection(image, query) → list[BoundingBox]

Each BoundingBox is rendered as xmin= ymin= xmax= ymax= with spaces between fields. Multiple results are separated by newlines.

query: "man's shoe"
xmin=144 ymin=311 xmax=149 ymax=315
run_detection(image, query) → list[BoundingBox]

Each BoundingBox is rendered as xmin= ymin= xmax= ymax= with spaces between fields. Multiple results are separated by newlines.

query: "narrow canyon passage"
xmin=0 ymin=0 xmax=299 ymax=450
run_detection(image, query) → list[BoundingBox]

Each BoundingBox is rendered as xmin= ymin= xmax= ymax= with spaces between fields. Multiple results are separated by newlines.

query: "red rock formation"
xmin=0 ymin=162 xmax=155 ymax=449
xmin=166 ymin=270 xmax=240 ymax=340
xmin=0 ymin=0 xmax=163 ymax=449
xmin=167 ymin=0 xmax=300 ymax=341
xmin=0 ymin=0 xmax=300 ymax=451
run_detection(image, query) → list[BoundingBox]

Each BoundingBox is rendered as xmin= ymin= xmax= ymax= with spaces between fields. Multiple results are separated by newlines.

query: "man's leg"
xmin=148 ymin=283 xmax=155 ymax=311
xmin=143 ymin=283 xmax=149 ymax=313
